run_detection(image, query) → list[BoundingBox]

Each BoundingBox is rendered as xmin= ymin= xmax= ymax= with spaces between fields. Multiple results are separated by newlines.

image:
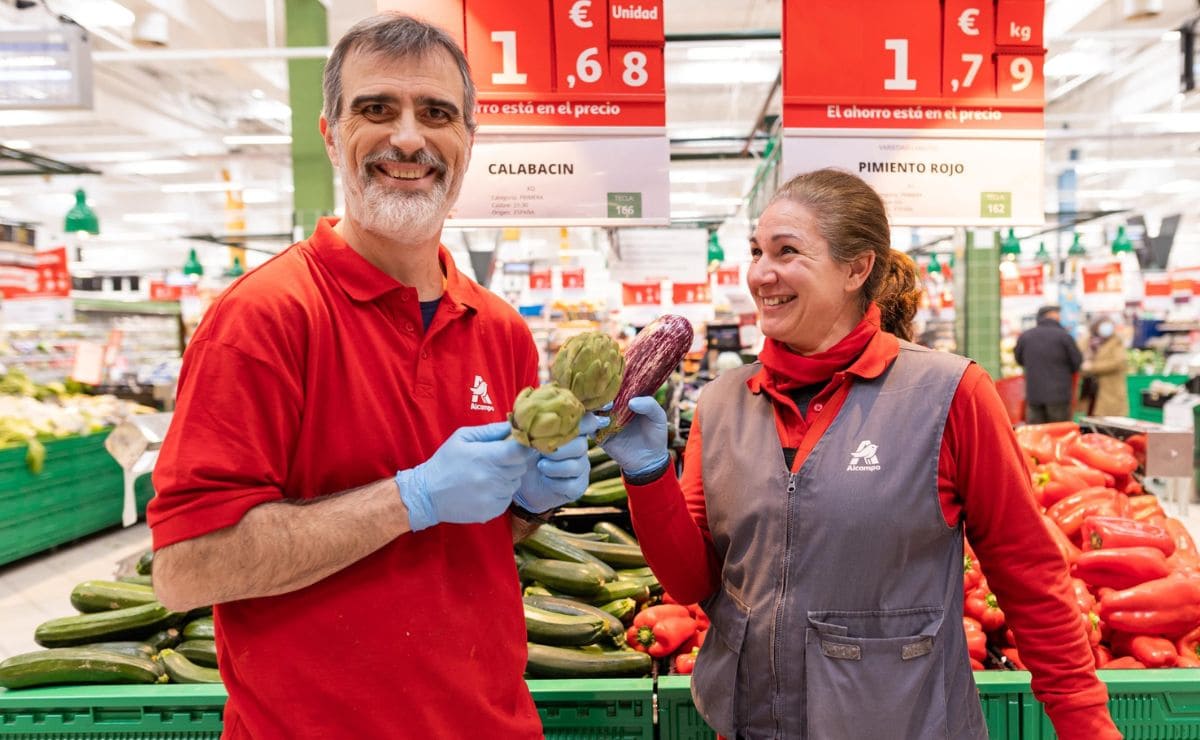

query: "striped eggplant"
xmin=596 ymin=314 xmax=693 ymax=443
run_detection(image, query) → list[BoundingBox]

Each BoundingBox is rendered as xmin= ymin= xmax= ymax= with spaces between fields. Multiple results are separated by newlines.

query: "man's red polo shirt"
xmin=149 ymin=218 xmax=542 ymax=738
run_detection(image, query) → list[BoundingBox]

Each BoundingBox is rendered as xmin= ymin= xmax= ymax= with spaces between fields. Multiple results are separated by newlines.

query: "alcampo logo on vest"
xmin=470 ymin=375 xmax=495 ymax=412
xmin=846 ymin=440 xmax=881 ymax=472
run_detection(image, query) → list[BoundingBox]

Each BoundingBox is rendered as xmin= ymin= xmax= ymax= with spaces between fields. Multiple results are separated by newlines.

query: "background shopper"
xmin=599 ymin=169 xmax=1118 ymax=739
xmin=1016 ymin=305 xmax=1084 ymax=423
xmin=148 ymin=14 xmax=594 ymax=738
xmin=1082 ymin=315 xmax=1130 ymax=417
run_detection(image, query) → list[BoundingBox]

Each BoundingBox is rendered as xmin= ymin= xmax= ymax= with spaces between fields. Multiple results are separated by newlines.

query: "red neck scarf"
xmin=757 ymin=304 xmax=881 ymax=391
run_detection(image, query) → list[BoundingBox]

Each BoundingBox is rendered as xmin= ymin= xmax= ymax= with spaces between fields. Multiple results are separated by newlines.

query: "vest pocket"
xmin=692 ymin=588 xmax=751 ymax=737
xmin=804 ymin=607 xmax=948 ymax=740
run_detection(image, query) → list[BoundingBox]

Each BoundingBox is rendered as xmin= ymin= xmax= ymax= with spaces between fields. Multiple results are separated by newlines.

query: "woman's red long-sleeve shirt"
xmin=625 ymin=330 xmax=1119 ymax=740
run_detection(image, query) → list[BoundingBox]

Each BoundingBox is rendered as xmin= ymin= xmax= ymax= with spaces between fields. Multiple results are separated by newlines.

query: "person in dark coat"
xmin=1014 ymin=305 xmax=1083 ymax=423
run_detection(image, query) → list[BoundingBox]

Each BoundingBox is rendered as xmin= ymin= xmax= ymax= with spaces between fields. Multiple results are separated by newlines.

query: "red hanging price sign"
xmin=622 ymin=281 xmax=661 ymax=306
xmin=1081 ymin=261 xmax=1123 ymax=295
xmin=529 ymin=269 xmax=552 ymax=291
xmin=671 ymin=282 xmax=710 ymax=305
xmin=560 ymin=267 xmax=585 ymax=289
xmin=1143 ymin=274 xmax=1171 ymax=298
xmin=715 ymin=266 xmax=740 ymax=286
xmin=1000 ymin=265 xmax=1044 ymax=297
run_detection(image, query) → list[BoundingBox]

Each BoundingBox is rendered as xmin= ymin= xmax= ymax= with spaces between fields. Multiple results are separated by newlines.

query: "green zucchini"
xmin=588 ymin=459 xmax=622 ymax=484
xmin=182 ymin=616 xmax=215 ymax=641
xmin=518 ymin=527 xmax=617 ymax=578
xmin=593 ymin=521 xmax=640 ymax=547
xmin=0 ymin=648 xmax=165 ymax=689
xmin=518 ymin=559 xmax=611 ymax=596
xmin=135 ymin=549 xmax=155 ymax=575
xmin=35 ymin=603 xmax=176 ymax=648
xmin=616 ymin=567 xmax=655 ymax=579
xmin=70 ymin=580 xmax=158 ymax=613
xmin=158 ymin=649 xmax=222 ymax=684
xmin=553 ymin=530 xmax=609 ymax=542
xmin=79 ymin=641 xmax=156 ymax=658
xmin=579 ymin=483 xmax=629 ymax=507
xmin=524 ymin=584 xmax=553 ymax=597
xmin=587 ymin=446 xmax=611 ymax=465
xmin=585 ymin=580 xmax=652 ymax=605
xmin=141 ymin=628 xmax=181 ymax=652
xmin=176 ymin=639 xmax=218 ymax=667
xmin=523 ymin=602 xmax=606 ymax=646
xmin=524 ymin=594 xmax=625 ymax=645
xmin=117 ymin=574 xmax=154 ymax=586
xmin=616 ymin=573 xmax=663 ymax=596
xmin=596 ymin=597 xmax=639 ymax=625
xmin=547 ymin=530 xmax=645 ymax=567
xmin=525 ymin=643 xmax=652 ymax=678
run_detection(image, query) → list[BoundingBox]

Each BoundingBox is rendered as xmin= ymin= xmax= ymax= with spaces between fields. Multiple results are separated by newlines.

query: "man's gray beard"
xmin=337 ymin=141 xmax=451 ymax=241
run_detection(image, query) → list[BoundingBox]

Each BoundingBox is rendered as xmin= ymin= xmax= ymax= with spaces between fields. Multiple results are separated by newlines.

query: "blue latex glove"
xmin=396 ymin=421 xmax=536 ymax=531
xmin=597 ymin=396 xmax=669 ymax=477
xmin=514 ymin=413 xmax=608 ymax=513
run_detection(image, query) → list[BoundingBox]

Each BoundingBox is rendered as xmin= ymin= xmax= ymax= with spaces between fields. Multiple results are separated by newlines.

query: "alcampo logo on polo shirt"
xmin=846 ymin=440 xmax=881 ymax=472
xmin=470 ymin=375 xmax=495 ymax=412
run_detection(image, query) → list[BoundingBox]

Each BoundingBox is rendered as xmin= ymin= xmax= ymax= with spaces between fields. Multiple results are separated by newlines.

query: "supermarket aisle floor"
xmin=0 ymin=524 xmax=150 ymax=661
xmin=3 ymin=492 xmax=1200 ymax=662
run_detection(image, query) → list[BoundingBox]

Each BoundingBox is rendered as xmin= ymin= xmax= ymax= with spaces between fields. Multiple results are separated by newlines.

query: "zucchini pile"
xmin=574 ymin=445 xmax=627 ymax=507
xmin=517 ymin=520 xmax=658 ymax=678
xmin=0 ymin=550 xmax=222 ymax=689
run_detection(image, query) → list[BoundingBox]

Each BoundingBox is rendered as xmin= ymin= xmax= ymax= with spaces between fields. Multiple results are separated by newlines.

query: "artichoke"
xmin=510 ymin=384 xmax=585 ymax=454
xmin=550 ymin=331 xmax=625 ymax=411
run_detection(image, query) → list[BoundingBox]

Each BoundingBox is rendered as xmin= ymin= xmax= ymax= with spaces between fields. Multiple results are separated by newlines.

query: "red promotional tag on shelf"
xmin=529 ymin=269 xmax=552 ymax=291
xmin=560 ymin=267 xmax=585 ymax=289
xmin=1000 ymin=265 xmax=1044 ymax=297
xmin=672 ymin=282 xmax=710 ymax=305
xmin=622 ymin=282 xmax=661 ymax=306
xmin=0 ymin=247 xmax=70 ymax=299
xmin=149 ymin=281 xmax=197 ymax=302
xmin=449 ymin=0 xmax=666 ymax=126
xmin=1143 ymin=274 xmax=1171 ymax=297
xmin=1081 ymin=261 xmax=1123 ymax=295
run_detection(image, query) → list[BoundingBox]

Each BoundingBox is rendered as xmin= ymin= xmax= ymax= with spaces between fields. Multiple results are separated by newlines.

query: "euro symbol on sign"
xmin=569 ymin=0 xmax=593 ymax=28
xmin=957 ymin=8 xmax=981 ymax=36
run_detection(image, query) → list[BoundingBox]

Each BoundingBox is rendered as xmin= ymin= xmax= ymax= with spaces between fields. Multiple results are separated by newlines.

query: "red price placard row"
xmin=404 ymin=0 xmax=666 ymax=127
xmin=999 ymin=265 xmax=1044 ymax=298
xmin=783 ymin=0 xmax=1045 ymax=131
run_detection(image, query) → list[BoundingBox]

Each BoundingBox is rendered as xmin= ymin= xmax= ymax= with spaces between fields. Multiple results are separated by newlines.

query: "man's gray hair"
xmin=322 ymin=13 xmax=477 ymax=132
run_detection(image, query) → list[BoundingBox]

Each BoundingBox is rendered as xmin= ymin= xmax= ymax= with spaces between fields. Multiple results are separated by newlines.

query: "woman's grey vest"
xmin=693 ymin=342 xmax=986 ymax=739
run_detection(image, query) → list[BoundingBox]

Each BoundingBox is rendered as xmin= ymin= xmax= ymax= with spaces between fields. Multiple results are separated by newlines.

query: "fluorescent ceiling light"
xmin=161 ymin=182 xmax=242 ymax=193
xmin=123 ymin=212 xmax=189 ymax=224
xmin=670 ymin=169 xmax=751 ymax=184
xmin=109 ymin=160 xmax=195 ymax=175
xmin=0 ymin=57 xmax=57 ymax=69
xmin=2 ymin=140 xmax=32 ymax=149
xmin=684 ymin=45 xmax=753 ymax=62
xmin=1157 ymin=179 xmax=1200 ymax=194
xmin=55 ymin=0 xmax=135 ymax=28
xmin=223 ymin=135 xmax=292 ymax=146
xmin=671 ymin=192 xmax=745 ymax=207
xmin=60 ymin=151 xmax=154 ymax=163
xmin=667 ymin=61 xmax=778 ymax=86
xmin=241 ymin=188 xmax=281 ymax=204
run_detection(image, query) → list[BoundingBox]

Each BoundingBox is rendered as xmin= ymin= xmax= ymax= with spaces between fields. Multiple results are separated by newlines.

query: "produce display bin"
xmin=0 ymin=684 xmax=225 ymax=738
xmin=1006 ymin=668 xmax=1200 ymax=739
xmin=528 ymin=678 xmax=654 ymax=739
xmin=0 ymin=680 xmax=655 ymax=738
xmin=0 ymin=432 xmax=132 ymax=568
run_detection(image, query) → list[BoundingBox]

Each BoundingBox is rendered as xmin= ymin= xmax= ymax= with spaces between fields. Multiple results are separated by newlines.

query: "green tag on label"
xmin=607 ymin=192 xmax=642 ymax=218
xmin=980 ymin=192 xmax=1012 ymax=219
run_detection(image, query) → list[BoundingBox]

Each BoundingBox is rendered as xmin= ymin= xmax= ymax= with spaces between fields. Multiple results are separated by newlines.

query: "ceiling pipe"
xmin=740 ymin=69 xmax=781 ymax=156
xmin=94 ymin=46 xmax=329 ymax=62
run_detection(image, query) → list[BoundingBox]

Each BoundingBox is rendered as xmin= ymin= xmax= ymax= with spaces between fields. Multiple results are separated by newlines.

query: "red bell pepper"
xmin=965 ymin=628 xmax=987 ymax=662
xmin=1104 ymin=656 xmax=1145 ymax=669
xmin=963 ymin=550 xmax=982 ymax=593
xmin=1025 ymin=421 xmax=1081 ymax=438
xmin=1047 ymin=487 xmax=1122 ymax=537
xmin=1069 ymin=434 xmax=1138 ymax=476
xmin=1042 ymin=515 xmax=1082 ymax=566
xmin=677 ymin=626 xmax=707 ymax=655
xmin=965 ymin=590 xmax=1006 ymax=632
xmin=1169 ymin=551 xmax=1200 ymax=577
xmin=1129 ymin=635 xmax=1178 ymax=668
xmin=1093 ymin=644 xmax=1113 ymax=668
xmin=1034 ymin=463 xmax=1091 ymax=507
xmin=963 ymin=616 xmax=982 ymax=632
xmin=1165 ymin=518 xmax=1200 ymax=560
xmin=685 ymin=604 xmax=710 ymax=631
xmin=1061 ymin=463 xmax=1108 ymax=488
xmin=1177 ymin=652 xmax=1200 ymax=668
xmin=1176 ymin=625 xmax=1200 ymax=663
xmin=1081 ymin=611 xmax=1102 ymax=647
xmin=633 ymin=604 xmax=690 ymax=630
xmin=1016 ymin=427 xmax=1057 ymax=465
xmin=1081 ymin=516 xmax=1175 ymax=557
xmin=1127 ymin=493 xmax=1164 ymax=519
xmin=1000 ymin=647 xmax=1025 ymax=670
xmin=643 ymin=616 xmax=697 ymax=658
xmin=1124 ymin=433 xmax=1148 ymax=469
xmin=626 ymin=626 xmax=648 ymax=653
xmin=673 ymin=648 xmax=698 ymax=674
xmin=1070 ymin=577 xmax=1097 ymax=613
xmin=1054 ymin=430 xmax=1081 ymax=463
xmin=970 ymin=657 xmax=985 ymax=671
xmin=1100 ymin=575 xmax=1200 ymax=637
xmin=1071 ymin=546 xmax=1171 ymax=590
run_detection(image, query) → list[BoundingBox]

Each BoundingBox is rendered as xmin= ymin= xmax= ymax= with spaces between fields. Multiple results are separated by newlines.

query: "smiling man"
xmin=146 ymin=14 xmax=597 ymax=738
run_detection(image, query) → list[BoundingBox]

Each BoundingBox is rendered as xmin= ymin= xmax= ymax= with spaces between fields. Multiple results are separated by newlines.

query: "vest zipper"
xmin=772 ymin=471 xmax=798 ymax=735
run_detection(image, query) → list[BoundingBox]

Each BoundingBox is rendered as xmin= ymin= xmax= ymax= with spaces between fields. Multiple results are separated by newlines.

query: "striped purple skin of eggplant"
xmin=596 ymin=314 xmax=693 ymax=443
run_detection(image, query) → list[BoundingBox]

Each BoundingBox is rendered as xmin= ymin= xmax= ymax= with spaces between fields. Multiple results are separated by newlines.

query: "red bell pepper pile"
xmin=967 ymin=422 xmax=1200 ymax=671
xmin=627 ymin=597 xmax=710 ymax=672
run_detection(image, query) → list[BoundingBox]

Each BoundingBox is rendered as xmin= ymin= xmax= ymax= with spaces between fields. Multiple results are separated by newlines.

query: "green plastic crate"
xmin=0 ymin=684 xmax=225 ymax=738
xmin=0 ymin=679 xmax=654 ymax=738
xmin=659 ymin=672 xmax=1029 ymax=740
xmin=1009 ymin=668 xmax=1200 ymax=739
xmin=0 ymin=433 xmax=127 ymax=567
xmin=528 ymin=678 xmax=654 ymax=739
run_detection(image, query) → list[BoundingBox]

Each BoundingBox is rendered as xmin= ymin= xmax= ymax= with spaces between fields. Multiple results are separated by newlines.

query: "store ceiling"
xmin=0 ymin=0 xmax=1198 ymax=274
